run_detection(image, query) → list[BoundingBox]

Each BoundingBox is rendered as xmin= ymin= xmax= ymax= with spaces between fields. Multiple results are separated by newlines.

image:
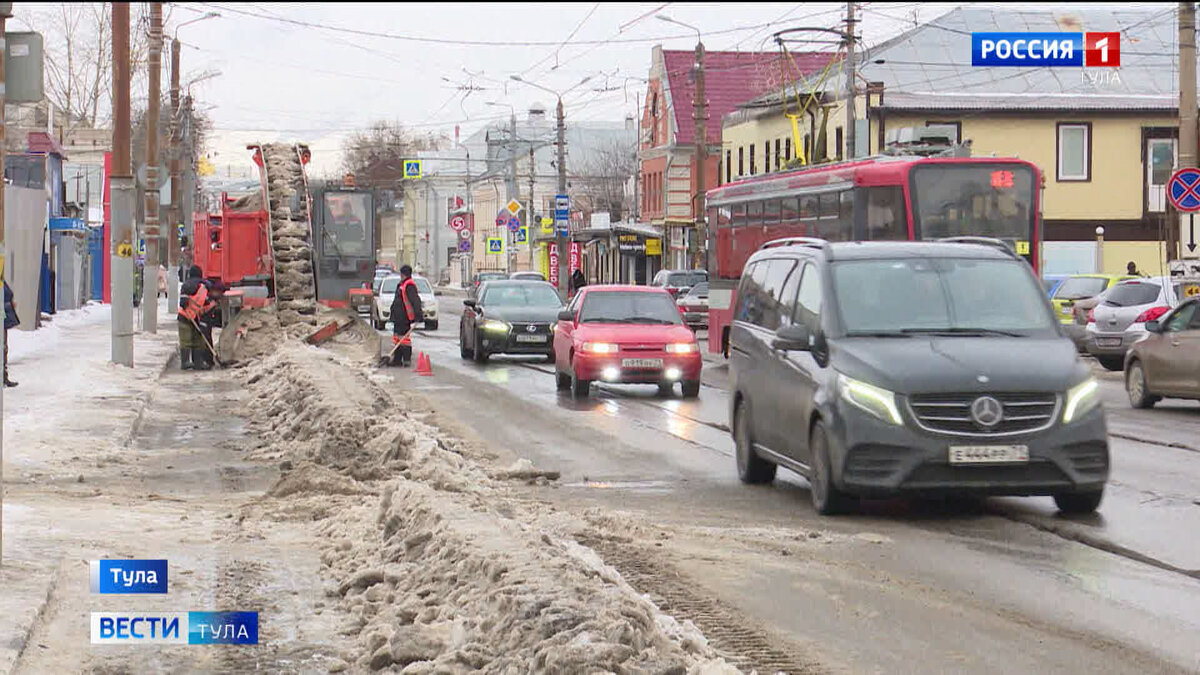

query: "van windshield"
xmin=833 ymin=258 xmax=1055 ymax=335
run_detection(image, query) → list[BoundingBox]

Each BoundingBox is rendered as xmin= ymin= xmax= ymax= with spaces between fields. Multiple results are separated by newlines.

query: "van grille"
xmin=907 ymin=393 xmax=1059 ymax=436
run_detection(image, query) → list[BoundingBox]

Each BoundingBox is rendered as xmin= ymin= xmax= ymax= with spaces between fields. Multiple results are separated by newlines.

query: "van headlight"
xmin=838 ymin=374 xmax=902 ymax=426
xmin=1063 ymin=378 xmax=1100 ymax=424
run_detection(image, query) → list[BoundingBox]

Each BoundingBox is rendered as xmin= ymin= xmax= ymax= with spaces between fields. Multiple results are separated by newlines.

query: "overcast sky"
xmin=98 ymin=2 xmax=1171 ymax=175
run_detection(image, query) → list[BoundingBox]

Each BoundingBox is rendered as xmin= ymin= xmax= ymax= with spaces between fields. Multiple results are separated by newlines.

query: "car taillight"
xmin=1134 ymin=306 xmax=1170 ymax=324
xmin=1087 ymin=309 xmax=1095 ymax=324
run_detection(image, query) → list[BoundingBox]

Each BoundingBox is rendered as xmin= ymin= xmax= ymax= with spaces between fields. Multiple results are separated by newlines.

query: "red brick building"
xmin=638 ymin=46 xmax=836 ymax=269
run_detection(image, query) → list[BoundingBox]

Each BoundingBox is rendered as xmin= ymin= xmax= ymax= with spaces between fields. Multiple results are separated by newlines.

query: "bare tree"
xmin=340 ymin=120 xmax=448 ymax=188
xmin=575 ymin=138 xmax=637 ymax=222
xmin=21 ymin=2 xmax=168 ymax=129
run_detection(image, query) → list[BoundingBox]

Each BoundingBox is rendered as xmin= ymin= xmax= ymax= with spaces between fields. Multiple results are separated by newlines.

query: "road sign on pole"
xmin=1168 ymin=168 xmax=1200 ymax=212
xmin=403 ymin=160 xmax=423 ymax=179
xmin=553 ymin=194 xmax=570 ymax=232
xmin=486 ymin=237 xmax=505 ymax=255
xmin=450 ymin=214 xmax=467 ymax=231
xmin=506 ymin=199 xmax=523 ymax=215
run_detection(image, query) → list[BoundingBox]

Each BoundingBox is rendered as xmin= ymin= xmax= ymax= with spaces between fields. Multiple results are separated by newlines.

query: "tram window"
xmin=866 ymin=186 xmax=907 ymax=240
xmin=763 ymin=199 xmax=782 ymax=226
xmin=817 ymin=191 xmax=851 ymax=242
xmin=818 ymin=192 xmax=840 ymax=219
xmin=746 ymin=200 xmax=763 ymax=227
xmin=731 ymin=203 xmax=746 ymax=227
xmin=781 ymin=198 xmax=799 ymax=226
xmin=800 ymin=195 xmax=818 ymax=220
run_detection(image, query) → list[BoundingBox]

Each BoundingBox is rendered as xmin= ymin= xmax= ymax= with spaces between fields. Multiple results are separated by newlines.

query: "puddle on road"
xmin=562 ymin=479 xmax=675 ymax=493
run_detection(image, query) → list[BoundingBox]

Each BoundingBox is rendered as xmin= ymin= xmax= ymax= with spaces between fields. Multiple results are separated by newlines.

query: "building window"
xmin=1057 ymin=122 xmax=1092 ymax=182
xmin=803 ymin=135 xmax=810 ymax=163
xmin=764 ymin=141 xmax=771 ymax=173
xmin=785 ymin=137 xmax=792 ymax=162
xmin=738 ymin=147 xmax=745 ymax=177
xmin=835 ymin=127 xmax=844 ymax=161
xmin=726 ymin=149 xmax=732 ymax=184
xmin=749 ymin=144 xmax=756 ymax=176
xmin=775 ymin=139 xmax=782 ymax=170
xmin=925 ymin=120 xmax=962 ymax=143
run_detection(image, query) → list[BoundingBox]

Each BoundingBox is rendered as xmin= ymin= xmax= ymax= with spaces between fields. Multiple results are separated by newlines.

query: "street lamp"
xmin=509 ymin=74 xmax=594 ymax=295
xmin=174 ymin=11 xmax=219 ymax=40
xmin=658 ymin=15 xmax=709 ymax=273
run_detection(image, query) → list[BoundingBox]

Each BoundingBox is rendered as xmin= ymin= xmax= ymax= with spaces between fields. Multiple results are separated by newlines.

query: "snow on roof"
xmin=27 ymin=131 xmax=68 ymax=159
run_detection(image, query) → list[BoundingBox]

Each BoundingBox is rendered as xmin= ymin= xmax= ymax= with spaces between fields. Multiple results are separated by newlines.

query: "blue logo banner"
xmin=972 ymin=32 xmax=1083 ymax=67
xmin=90 ymin=560 xmax=169 ymax=594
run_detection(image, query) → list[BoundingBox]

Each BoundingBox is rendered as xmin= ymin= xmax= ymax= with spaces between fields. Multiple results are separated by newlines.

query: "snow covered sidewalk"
xmin=0 ymin=301 xmax=176 ymax=673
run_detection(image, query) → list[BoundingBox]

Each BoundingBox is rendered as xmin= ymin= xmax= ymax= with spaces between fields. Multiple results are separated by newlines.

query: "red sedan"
xmin=553 ymin=285 xmax=702 ymax=399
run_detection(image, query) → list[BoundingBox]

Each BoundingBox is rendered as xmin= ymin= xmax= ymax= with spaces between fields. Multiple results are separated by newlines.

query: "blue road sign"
xmin=516 ymin=225 xmax=528 ymax=243
xmin=554 ymin=194 xmax=570 ymax=227
xmin=506 ymin=216 xmax=521 ymax=233
xmin=458 ymin=240 xmax=472 ymax=253
xmin=1169 ymin=168 xmax=1200 ymax=213
xmin=403 ymin=160 xmax=423 ymax=179
xmin=486 ymin=237 xmax=505 ymax=255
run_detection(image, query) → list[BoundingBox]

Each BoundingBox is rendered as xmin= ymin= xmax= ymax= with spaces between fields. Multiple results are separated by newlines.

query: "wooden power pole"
xmin=168 ymin=36 xmax=181 ymax=309
xmin=1177 ymin=1 xmax=1196 ymax=262
xmin=693 ymin=39 xmax=708 ymax=275
xmin=111 ymin=2 xmax=135 ymax=366
xmin=140 ymin=2 xmax=163 ymax=331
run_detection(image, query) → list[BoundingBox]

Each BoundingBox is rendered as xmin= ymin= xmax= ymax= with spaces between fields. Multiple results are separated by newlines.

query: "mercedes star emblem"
xmin=970 ymin=396 xmax=1004 ymax=429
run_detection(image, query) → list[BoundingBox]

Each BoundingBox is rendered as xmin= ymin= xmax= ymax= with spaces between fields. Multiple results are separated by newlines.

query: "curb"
xmin=4 ymin=560 xmax=65 ymax=674
xmin=122 ymin=348 xmax=178 ymax=449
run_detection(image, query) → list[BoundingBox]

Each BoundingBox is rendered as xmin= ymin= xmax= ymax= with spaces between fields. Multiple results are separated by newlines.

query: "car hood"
xmin=831 ymin=336 xmax=1087 ymax=395
xmin=573 ymin=323 xmax=695 ymax=344
xmin=480 ymin=305 xmax=562 ymax=323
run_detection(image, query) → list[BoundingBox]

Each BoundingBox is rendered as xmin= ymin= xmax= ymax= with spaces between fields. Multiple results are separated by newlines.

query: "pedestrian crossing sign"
xmin=486 ymin=237 xmax=505 ymax=255
xmin=403 ymin=160 xmax=422 ymax=179
xmin=516 ymin=225 xmax=528 ymax=244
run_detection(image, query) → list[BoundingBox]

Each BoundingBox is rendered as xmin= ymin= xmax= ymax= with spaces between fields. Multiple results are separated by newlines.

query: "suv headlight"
xmin=482 ymin=319 xmax=510 ymax=333
xmin=838 ymin=374 xmax=902 ymax=426
xmin=1063 ymin=378 xmax=1100 ymax=424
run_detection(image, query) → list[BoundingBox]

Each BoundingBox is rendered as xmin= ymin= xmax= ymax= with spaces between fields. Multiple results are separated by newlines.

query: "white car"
xmin=376 ymin=275 xmax=439 ymax=330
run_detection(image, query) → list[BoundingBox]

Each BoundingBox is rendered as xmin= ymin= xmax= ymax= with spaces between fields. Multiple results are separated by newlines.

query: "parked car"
xmin=1066 ymin=292 xmax=1106 ymax=353
xmin=1042 ymin=274 xmax=1068 ymax=298
xmin=1050 ymin=274 xmax=1134 ymax=326
xmin=554 ymin=285 xmax=702 ymax=399
xmin=729 ymin=238 xmax=1107 ymax=515
xmin=509 ymin=271 xmax=546 ymax=282
xmin=651 ymin=269 xmax=708 ymax=298
xmin=1124 ymin=298 xmax=1200 ymax=408
xmin=676 ymin=282 xmax=709 ymax=328
xmin=1086 ymin=276 xmax=1200 ymax=371
xmin=375 ymin=275 xmax=439 ymax=330
xmin=460 ymin=280 xmax=563 ymax=363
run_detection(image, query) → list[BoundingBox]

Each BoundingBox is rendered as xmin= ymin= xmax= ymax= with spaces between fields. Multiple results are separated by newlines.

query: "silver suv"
xmin=729 ymin=238 xmax=1108 ymax=515
xmin=1086 ymin=276 xmax=1200 ymax=371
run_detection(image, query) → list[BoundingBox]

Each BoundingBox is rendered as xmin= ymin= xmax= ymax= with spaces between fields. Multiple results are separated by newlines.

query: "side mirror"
xmin=463 ymin=299 xmax=476 ymax=309
xmin=557 ymin=309 xmax=576 ymax=323
xmin=772 ymin=324 xmax=813 ymax=352
xmin=1145 ymin=319 xmax=1162 ymax=333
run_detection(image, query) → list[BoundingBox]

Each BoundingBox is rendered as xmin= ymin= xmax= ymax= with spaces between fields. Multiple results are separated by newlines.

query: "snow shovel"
xmin=189 ymin=317 xmax=226 ymax=369
xmin=379 ymin=329 xmax=412 ymax=367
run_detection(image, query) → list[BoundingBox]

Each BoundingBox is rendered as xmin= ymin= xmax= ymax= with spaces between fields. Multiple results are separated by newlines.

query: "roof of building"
xmin=27 ymin=131 xmax=68 ymax=159
xmin=662 ymin=49 xmax=838 ymax=144
xmin=749 ymin=6 xmax=1180 ymax=113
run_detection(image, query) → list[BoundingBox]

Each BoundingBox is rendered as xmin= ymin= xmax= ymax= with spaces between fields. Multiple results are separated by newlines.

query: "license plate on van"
xmin=949 ymin=445 xmax=1029 ymax=465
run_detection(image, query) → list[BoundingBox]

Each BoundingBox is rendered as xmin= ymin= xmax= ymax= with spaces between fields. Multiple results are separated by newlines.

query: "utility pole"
xmin=845 ymin=0 xmax=858 ymax=160
xmin=168 ymin=37 xmax=181 ymax=311
xmin=692 ymin=39 xmax=708 ymax=274
xmin=0 ymin=0 xmax=11 ymax=566
xmin=555 ymin=98 xmax=568 ymax=296
xmin=140 ymin=2 xmax=163 ymax=332
xmin=1177 ymin=1 xmax=1196 ymax=262
xmin=508 ymin=113 xmax=517 ymax=274
xmin=111 ymin=2 xmax=135 ymax=366
xmin=529 ymin=144 xmax=536 ymax=272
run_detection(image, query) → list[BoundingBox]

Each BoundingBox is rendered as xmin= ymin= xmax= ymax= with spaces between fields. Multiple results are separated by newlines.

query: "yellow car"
xmin=1050 ymin=274 xmax=1137 ymax=324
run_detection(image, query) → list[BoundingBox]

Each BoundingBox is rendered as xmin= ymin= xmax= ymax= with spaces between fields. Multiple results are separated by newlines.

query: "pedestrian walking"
xmin=157 ymin=265 xmax=168 ymax=298
xmin=570 ymin=268 xmax=586 ymax=295
xmin=389 ymin=264 xmax=423 ymax=367
xmin=177 ymin=266 xmax=217 ymax=371
xmin=3 ymin=280 xmax=19 ymax=387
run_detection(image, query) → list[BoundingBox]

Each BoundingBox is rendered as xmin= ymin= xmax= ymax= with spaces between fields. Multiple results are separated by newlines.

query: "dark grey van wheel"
xmin=734 ymin=399 xmax=776 ymax=484
xmin=810 ymin=420 xmax=855 ymax=515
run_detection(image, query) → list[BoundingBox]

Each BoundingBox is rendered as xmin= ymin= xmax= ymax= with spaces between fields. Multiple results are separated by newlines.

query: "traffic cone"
xmin=416 ymin=352 xmax=433 ymax=376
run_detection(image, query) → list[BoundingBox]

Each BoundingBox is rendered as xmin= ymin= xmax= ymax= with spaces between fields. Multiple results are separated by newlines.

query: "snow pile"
xmin=261 ymin=142 xmax=318 ymax=327
xmin=219 ymin=305 xmax=380 ymax=363
xmin=243 ymin=344 xmax=738 ymax=673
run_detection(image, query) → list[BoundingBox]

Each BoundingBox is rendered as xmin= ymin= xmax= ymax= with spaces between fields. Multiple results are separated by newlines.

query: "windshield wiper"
xmin=622 ymin=317 xmax=674 ymax=324
xmin=845 ymin=330 xmax=913 ymax=338
xmin=581 ymin=317 xmax=624 ymax=323
xmin=901 ymin=327 xmax=1024 ymax=337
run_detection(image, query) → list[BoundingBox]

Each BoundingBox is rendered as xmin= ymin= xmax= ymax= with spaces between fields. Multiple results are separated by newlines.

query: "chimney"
xmin=625 ymin=114 xmax=635 ymax=131
xmin=455 ymin=125 xmax=460 ymax=147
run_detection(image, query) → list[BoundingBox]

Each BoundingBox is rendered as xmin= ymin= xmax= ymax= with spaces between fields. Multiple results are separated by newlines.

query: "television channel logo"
xmin=90 ymin=560 xmax=168 ymax=594
xmin=91 ymin=611 xmax=259 ymax=645
xmin=972 ymin=32 xmax=1120 ymax=68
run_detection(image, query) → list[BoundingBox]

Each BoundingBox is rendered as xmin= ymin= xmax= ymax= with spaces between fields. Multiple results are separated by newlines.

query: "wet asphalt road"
xmin=379 ymin=302 xmax=1200 ymax=673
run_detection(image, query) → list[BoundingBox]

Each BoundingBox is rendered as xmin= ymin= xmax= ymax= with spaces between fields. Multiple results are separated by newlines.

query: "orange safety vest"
xmin=179 ymin=283 xmax=216 ymax=322
xmin=399 ymin=278 xmax=417 ymax=321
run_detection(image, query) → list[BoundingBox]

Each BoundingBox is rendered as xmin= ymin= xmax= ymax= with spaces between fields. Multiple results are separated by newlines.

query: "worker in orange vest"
xmin=177 ymin=265 xmax=218 ymax=370
xmin=388 ymin=264 xmax=423 ymax=367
